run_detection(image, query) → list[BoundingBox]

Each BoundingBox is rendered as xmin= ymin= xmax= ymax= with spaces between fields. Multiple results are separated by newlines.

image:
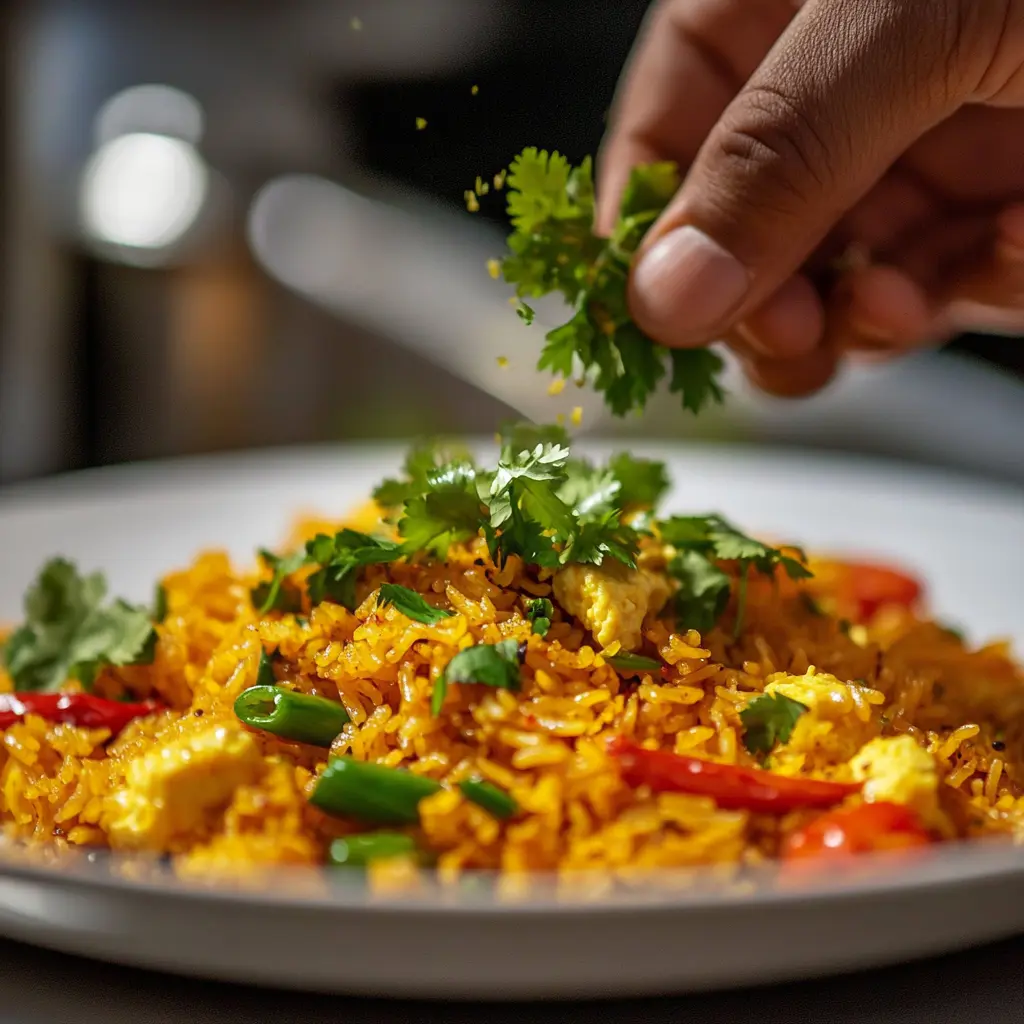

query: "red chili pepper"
xmin=847 ymin=564 xmax=922 ymax=621
xmin=782 ymin=801 xmax=931 ymax=862
xmin=607 ymin=736 xmax=860 ymax=814
xmin=0 ymin=692 xmax=161 ymax=735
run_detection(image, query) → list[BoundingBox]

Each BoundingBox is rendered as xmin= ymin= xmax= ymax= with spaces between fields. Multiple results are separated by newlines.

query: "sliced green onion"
xmin=310 ymin=757 xmax=442 ymax=824
xmin=328 ymin=832 xmax=418 ymax=867
xmin=233 ymin=685 xmax=349 ymax=747
xmin=459 ymin=778 xmax=518 ymax=819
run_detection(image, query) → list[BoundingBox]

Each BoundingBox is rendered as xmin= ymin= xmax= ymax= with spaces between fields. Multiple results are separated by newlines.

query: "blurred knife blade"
xmin=247 ymin=173 xmax=612 ymax=430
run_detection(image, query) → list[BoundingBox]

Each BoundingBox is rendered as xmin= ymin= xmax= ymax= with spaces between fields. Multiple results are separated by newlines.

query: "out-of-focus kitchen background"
xmin=1 ymin=0 xmax=1022 ymax=488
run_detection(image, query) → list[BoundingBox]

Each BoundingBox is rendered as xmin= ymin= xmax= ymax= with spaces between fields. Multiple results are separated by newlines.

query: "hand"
xmin=598 ymin=0 xmax=1024 ymax=396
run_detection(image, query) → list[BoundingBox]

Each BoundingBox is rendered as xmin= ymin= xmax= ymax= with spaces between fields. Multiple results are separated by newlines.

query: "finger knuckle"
xmin=715 ymin=84 xmax=837 ymax=209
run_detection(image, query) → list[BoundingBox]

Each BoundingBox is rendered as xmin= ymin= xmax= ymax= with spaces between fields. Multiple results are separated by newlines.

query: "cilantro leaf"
xmin=608 ymin=453 xmax=670 ymax=511
xmin=398 ymin=489 xmax=484 ymax=557
xmin=669 ymin=549 xmax=732 ymax=633
xmin=305 ymin=530 xmax=403 ymax=610
xmin=500 ymin=149 xmax=726 ymax=417
xmin=376 ymin=583 xmax=453 ymax=626
xmin=2 ymin=558 xmax=157 ymax=692
xmin=251 ymin=548 xmax=306 ymax=614
xmin=373 ymin=440 xmax=476 ymax=510
xmin=524 ymin=597 xmax=553 ymax=637
xmin=605 ymin=652 xmax=662 ymax=673
xmin=740 ymin=693 xmax=808 ymax=756
xmin=661 ymin=515 xmax=813 ymax=634
xmin=433 ymin=638 xmax=522 ymax=715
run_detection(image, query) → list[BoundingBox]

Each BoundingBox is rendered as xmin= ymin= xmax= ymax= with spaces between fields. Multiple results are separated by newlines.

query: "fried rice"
xmin=1 ymin=480 xmax=1023 ymax=895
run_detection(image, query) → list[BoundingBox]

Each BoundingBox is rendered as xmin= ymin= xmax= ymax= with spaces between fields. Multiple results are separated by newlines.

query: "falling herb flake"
xmin=415 ymin=117 xmax=427 ymax=130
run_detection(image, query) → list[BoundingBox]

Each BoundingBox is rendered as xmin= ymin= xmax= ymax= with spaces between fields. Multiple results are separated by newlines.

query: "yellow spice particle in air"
xmin=493 ymin=169 xmax=507 ymax=190
xmin=571 ymin=407 xmax=583 ymax=426
xmin=465 ymin=190 xmax=480 ymax=213
xmin=475 ymin=176 xmax=490 ymax=196
xmin=486 ymin=259 xmax=501 ymax=280
xmin=471 ymin=85 xmax=479 ymax=95
xmin=496 ymin=356 xmax=509 ymax=369
xmin=351 ymin=16 xmax=363 ymax=30
xmin=548 ymin=378 xmax=566 ymax=396
xmin=415 ymin=117 xmax=428 ymax=130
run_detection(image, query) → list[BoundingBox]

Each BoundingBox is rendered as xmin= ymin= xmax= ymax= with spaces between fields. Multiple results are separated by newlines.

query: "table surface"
xmin=0 ymin=933 xmax=1020 ymax=1024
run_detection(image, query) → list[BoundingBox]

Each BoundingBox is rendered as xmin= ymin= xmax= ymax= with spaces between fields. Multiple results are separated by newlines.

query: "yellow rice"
xmin=2 ymin=501 xmax=1024 ymax=890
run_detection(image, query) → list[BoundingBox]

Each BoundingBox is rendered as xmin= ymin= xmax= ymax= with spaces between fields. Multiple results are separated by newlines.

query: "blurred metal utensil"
xmin=247 ymin=173 xmax=613 ymax=431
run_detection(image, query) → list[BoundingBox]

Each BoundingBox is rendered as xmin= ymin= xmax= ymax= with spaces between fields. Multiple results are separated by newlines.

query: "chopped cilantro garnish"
xmin=524 ymin=597 xmax=553 ymax=637
xmin=605 ymin=652 xmax=662 ymax=674
xmin=433 ymin=638 xmax=522 ymax=715
xmin=1 ymin=558 xmax=156 ymax=692
xmin=304 ymin=530 xmax=403 ymax=610
xmin=740 ymin=693 xmax=808 ymax=756
xmin=251 ymin=549 xmax=305 ymax=615
xmin=376 ymin=583 xmax=453 ymax=626
xmin=499 ymin=148 xmax=726 ymax=417
xmin=660 ymin=515 xmax=811 ymax=635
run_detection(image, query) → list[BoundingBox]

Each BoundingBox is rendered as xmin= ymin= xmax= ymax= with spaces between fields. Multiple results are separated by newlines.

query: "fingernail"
xmin=848 ymin=318 xmax=894 ymax=349
xmin=632 ymin=226 xmax=750 ymax=343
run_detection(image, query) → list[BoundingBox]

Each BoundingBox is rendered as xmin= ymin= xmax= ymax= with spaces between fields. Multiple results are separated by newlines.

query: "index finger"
xmin=596 ymin=0 xmax=799 ymax=234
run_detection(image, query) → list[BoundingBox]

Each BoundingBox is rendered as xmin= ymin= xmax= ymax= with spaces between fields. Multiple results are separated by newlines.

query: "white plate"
xmin=0 ymin=441 xmax=1022 ymax=999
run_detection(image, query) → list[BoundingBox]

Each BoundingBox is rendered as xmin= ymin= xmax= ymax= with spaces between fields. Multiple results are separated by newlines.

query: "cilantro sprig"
xmin=499 ymin=148 xmax=726 ymax=417
xmin=660 ymin=515 xmax=812 ymax=635
xmin=376 ymin=583 xmax=453 ymax=626
xmin=1 ymin=558 xmax=157 ymax=692
xmin=739 ymin=693 xmax=808 ymax=757
xmin=433 ymin=638 xmax=522 ymax=715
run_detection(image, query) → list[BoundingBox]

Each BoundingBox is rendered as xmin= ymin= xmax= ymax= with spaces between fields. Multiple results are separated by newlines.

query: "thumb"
xmin=628 ymin=0 xmax=999 ymax=351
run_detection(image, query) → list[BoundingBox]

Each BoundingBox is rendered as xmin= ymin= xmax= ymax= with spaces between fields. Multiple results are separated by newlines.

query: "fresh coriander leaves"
xmin=376 ymin=583 xmax=453 ymax=626
xmin=740 ymin=693 xmax=808 ymax=756
xmin=305 ymin=530 xmax=403 ymax=610
xmin=251 ymin=549 xmax=306 ymax=615
xmin=1 ymin=558 xmax=156 ymax=692
xmin=661 ymin=515 xmax=811 ymax=635
xmin=524 ymin=597 xmax=553 ymax=637
xmin=432 ymin=638 xmax=522 ymax=715
xmin=499 ymin=148 xmax=726 ymax=417
xmin=605 ymin=652 xmax=662 ymax=674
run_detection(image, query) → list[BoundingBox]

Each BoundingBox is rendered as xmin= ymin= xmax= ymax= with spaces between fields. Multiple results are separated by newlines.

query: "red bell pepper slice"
xmin=0 ymin=692 xmax=161 ymax=735
xmin=608 ymin=736 xmax=860 ymax=814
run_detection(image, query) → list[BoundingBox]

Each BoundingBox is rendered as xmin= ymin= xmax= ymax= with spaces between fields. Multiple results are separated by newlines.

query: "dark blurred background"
xmin=0 ymin=0 xmax=1022 ymax=487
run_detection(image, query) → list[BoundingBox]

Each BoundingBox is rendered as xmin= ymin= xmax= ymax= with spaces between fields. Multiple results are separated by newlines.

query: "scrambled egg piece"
xmin=553 ymin=561 xmax=671 ymax=651
xmin=762 ymin=668 xmax=883 ymax=767
xmin=849 ymin=735 xmax=943 ymax=829
xmin=104 ymin=725 xmax=263 ymax=850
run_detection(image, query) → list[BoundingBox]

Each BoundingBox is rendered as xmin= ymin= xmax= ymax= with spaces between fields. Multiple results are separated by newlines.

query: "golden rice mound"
xmin=2 ymin=514 xmax=1024 ymax=888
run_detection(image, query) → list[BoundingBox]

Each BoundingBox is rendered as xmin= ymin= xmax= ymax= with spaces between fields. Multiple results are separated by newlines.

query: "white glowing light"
xmin=80 ymin=132 xmax=208 ymax=250
xmin=95 ymin=84 xmax=205 ymax=146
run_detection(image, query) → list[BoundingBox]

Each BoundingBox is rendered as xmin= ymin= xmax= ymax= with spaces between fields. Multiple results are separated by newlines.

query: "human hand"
xmin=598 ymin=0 xmax=1024 ymax=396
